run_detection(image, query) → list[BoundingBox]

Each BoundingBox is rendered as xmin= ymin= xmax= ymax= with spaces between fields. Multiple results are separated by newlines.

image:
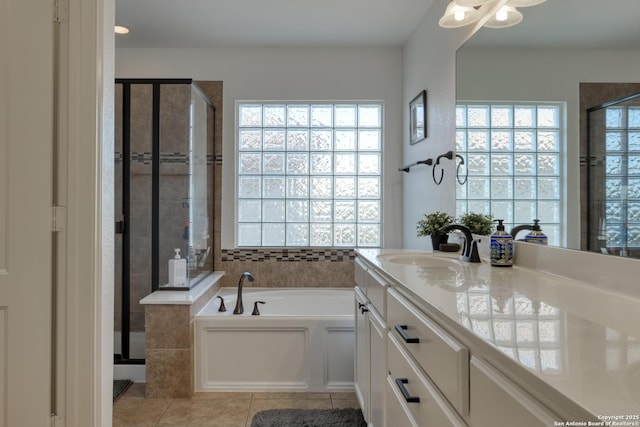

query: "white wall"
xmin=116 ymin=47 xmax=403 ymax=248
xmin=457 ymin=47 xmax=640 ymax=248
xmin=401 ymin=0 xmax=477 ymax=249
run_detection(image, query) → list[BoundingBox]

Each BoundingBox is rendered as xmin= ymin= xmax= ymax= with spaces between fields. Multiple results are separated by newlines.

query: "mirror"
xmin=455 ymin=0 xmax=640 ymax=256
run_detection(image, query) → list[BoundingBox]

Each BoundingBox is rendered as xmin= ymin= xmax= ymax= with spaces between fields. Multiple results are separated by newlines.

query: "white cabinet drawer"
xmin=385 ymin=376 xmax=419 ymax=427
xmin=470 ymin=357 xmax=558 ymax=427
xmin=386 ymin=333 xmax=467 ymax=427
xmin=387 ymin=288 xmax=469 ymax=415
xmin=366 ymin=268 xmax=387 ymax=317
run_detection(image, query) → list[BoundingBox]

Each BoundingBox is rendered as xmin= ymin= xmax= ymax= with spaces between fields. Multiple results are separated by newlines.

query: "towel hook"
xmin=456 ymin=154 xmax=467 ymax=185
xmin=432 ymin=151 xmax=453 ymax=185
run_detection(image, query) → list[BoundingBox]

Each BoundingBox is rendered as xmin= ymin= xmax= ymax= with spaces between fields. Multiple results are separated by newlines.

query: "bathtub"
xmin=194 ymin=287 xmax=355 ymax=392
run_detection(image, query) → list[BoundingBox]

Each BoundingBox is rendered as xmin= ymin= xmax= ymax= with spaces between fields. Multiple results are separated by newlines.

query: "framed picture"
xmin=409 ymin=90 xmax=427 ymax=145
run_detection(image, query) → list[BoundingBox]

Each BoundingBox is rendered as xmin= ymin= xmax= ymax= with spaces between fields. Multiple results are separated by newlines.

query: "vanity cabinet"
xmin=355 ymin=251 xmax=569 ymax=427
xmin=354 ymin=286 xmax=370 ymax=421
xmin=386 ymin=287 xmax=468 ymax=426
xmin=354 ymin=258 xmax=387 ymax=427
xmin=386 ymin=333 xmax=467 ymax=427
xmin=387 ymin=288 xmax=469 ymax=416
xmin=469 ymin=357 xmax=557 ymax=427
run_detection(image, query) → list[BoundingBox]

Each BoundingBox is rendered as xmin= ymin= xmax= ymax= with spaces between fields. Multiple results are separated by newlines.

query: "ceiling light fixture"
xmin=439 ymin=0 xmax=544 ymax=29
xmin=455 ymin=0 xmax=493 ymax=7
xmin=438 ymin=0 xmax=481 ymax=28
xmin=484 ymin=5 xmax=523 ymax=28
xmin=114 ymin=25 xmax=130 ymax=35
xmin=505 ymin=0 xmax=546 ymax=7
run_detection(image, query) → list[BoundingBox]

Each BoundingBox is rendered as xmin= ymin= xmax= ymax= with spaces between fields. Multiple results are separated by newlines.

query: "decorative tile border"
xmin=115 ymin=152 xmax=214 ymax=165
xmin=221 ymin=248 xmax=355 ymax=262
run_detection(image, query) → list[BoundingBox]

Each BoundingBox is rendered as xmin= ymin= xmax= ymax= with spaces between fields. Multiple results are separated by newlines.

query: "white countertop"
xmin=139 ymin=272 xmax=224 ymax=305
xmin=356 ymin=248 xmax=640 ymax=419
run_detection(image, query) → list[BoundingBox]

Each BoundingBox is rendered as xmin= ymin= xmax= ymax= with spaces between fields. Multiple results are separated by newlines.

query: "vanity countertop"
xmin=356 ymin=248 xmax=640 ymax=420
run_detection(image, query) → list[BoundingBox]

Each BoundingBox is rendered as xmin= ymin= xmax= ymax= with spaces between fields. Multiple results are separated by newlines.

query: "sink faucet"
xmin=233 ymin=272 xmax=255 ymax=314
xmin=438 ymin=224 xmax=481 ymax=263
xmin=510 ymin=224 xmax=533 ymax=240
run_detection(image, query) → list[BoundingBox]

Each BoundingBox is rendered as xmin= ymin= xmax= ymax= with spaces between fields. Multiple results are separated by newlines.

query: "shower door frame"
xmin=115 ymin=78 xmax=215 ymax=364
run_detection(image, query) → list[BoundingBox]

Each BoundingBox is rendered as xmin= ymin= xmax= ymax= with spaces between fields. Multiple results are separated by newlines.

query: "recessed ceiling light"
xmin=114 ymin=25 xmax=130 ymax=35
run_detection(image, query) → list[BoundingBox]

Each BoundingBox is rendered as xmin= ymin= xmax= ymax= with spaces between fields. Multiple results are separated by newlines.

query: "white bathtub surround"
xmin=195 ymin=287 xmax=355 ymax=393
xmin=356 ymin=248 xmax=640 ymax=421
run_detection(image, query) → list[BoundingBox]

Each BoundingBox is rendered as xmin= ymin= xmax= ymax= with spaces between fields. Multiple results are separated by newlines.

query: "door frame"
xmin=57 ymin=0 xmax=115 ymax=425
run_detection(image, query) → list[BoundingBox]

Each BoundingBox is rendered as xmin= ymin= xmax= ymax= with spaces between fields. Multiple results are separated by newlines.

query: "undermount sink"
xmin=376 ymin=252 xmax=462 ymax=267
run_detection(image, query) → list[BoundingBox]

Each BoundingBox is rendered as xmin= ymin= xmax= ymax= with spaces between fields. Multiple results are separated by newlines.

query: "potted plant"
xmin=458 ymin=212 xmax=494 ymax=236
xmin=417 ymin=211 xmax=455 ymax=250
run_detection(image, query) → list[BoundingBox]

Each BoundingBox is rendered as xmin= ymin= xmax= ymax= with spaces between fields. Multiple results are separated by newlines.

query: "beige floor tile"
xmin=120 ymin=383 xmax=146 ymax=400
xmin=157 ymin=399 xmax=251 ymax=427
xmin=331 ymin=398 xmax=361 ymax=409
xmin=329 ymin=391 xmax=357 ymax=400
xmin=192 ymin=391 xmax=252 ymax=401
xmin=251 ymin=392 xmax=330 ymax=400
xmin=247 ymin=397 xmax=332 ymax=424
xmin=113 ymin=398 xmax=171 ymax=427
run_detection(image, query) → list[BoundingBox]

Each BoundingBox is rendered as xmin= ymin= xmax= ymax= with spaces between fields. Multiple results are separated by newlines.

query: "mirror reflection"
xmin=455 ymin=0 xmax=640 ymax=257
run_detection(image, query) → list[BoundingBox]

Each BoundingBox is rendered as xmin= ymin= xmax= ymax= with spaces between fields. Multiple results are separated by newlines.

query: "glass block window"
xmin=603 ymin=106 xmax=640 ymax=248
xmin=456 ymin=103 xmax=564 ymax=246
xmin=237 ymin=102 xmax=382 ymax=247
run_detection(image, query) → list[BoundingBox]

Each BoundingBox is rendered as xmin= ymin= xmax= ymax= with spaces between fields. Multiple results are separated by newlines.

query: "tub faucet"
xmin=438 ymin=224 xmax=481 ymax=263
xmin=233 ymin=272 xmax=255 ymax=314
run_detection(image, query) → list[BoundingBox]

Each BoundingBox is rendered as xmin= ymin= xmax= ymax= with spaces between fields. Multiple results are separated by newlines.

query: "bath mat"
xmin=251 ymin=408 xmax=366 ymax=427
xmin=112 ymin=379 xmax=133 ymax=402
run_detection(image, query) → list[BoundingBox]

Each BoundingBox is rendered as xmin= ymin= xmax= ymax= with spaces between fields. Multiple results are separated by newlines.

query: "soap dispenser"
xmin=490 ymin=220 xmax=514 ymax=267
xmin=168 ymin=248 xmax=187 ymax=287
xmin=524 ymin=219 xmax=548 ymax=245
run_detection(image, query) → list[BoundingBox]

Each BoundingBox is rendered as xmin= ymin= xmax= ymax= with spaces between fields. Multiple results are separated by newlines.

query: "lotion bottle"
xmin=168 ymin=248 xmax=187 ymax=287
xmin=524 ymin=219 xmax=548 ymax=245
xmin=490 ymin=220 xmax=514 ymax=267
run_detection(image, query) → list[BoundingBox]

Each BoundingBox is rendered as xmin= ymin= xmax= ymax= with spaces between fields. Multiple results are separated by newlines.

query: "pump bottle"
xmin=490 ymin=220 xmax=514 ymax=267
xmin=168 ymin=248 xmax=187 ymax=287
xmin=524 ymin=219 xmax=548 ymax=245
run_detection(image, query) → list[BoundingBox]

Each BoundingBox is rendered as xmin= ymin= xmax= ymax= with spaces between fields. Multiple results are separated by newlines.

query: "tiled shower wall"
xmin=115 ymin=81 xmax=215 ymax=340
xmin=195 ymin=81 xmax=357 ymax=289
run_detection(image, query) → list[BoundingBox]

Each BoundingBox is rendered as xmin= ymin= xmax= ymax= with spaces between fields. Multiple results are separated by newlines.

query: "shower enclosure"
xmin=587 ymin=92 xmax=640 ymax=258
xmin=114 ymin=79 xmax=215 ymax=363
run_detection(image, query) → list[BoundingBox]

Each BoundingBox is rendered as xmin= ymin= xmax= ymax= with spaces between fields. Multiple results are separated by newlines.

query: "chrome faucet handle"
xmin=252 ymin=301 xmax=266 ymax=316
xmin=216 ymin=296 xmax=226 ymax=312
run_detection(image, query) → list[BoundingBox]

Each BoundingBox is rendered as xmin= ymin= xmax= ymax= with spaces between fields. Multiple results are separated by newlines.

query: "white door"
xmin=0 ymin=0 xmax=54 ymax=425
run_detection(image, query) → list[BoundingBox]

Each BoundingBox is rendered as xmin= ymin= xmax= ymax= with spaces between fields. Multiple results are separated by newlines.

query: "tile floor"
xmin=113 ymin=383 xmax=361 ymax=427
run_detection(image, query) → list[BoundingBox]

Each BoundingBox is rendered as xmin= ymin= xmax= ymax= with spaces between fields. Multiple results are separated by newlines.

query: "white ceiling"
xmin=114 ymin=0 xmax=436 ymax=48
xmin=466 ymin=0 xmax=640 ymax=49
xmin=115 ymin=0 xmax=640 ymax=49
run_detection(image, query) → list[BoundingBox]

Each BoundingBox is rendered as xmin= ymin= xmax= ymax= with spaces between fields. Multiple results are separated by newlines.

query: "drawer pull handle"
xmin=395 ymin=325 xmax=420 ymax=343
xmin=395 ymin=378 xmax=420 ymax=403
xmin=360 ymin=306 xmax=369 ymax=314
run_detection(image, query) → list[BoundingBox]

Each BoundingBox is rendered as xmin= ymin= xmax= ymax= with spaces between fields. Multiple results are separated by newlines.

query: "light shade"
xmin=439 ymin=1 xmax=481 ymax=28
xmin=456 ymin=0 xmax=493 ymax=7
xmin=506 ymin=0 xmax=546 ymax=7
xmin=114 ymin=25 xmax=130 ymax=35
xmin=483 ymin=5 xmax=523 ymax=28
